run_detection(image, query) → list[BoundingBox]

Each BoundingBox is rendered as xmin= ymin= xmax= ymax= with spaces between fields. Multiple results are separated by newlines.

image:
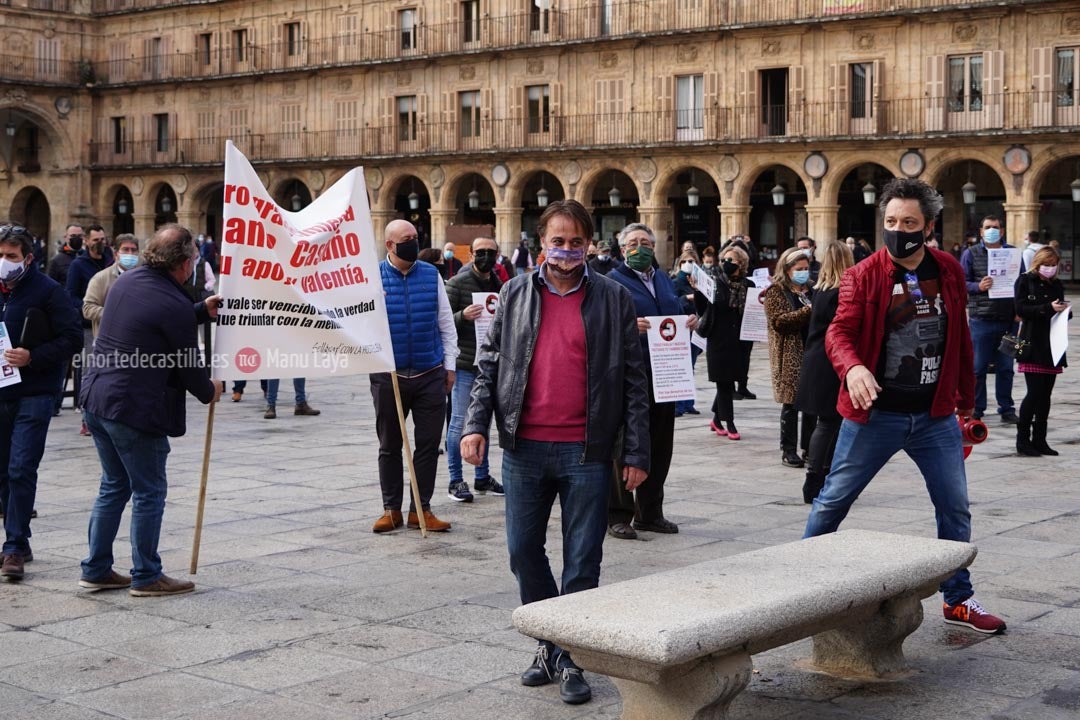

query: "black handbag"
xmin=999 ymin=327 xmax=1030 ymax=360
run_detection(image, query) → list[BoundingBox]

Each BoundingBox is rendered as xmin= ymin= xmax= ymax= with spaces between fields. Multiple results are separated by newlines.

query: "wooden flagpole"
xmin=391 ymin=372 xmax=427 ymax=537
xmin=189 ymin=399 xmax=217 ymax=574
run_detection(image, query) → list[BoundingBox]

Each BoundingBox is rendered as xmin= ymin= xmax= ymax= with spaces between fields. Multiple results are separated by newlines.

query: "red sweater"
xmin=825 ymin=247 xmax=974 ymax=422
xmin=518 ymin=286 xmax=587 ymax=441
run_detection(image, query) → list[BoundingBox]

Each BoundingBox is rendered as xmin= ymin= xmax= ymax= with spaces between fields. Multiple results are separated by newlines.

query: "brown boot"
xmin=129 ymin=574 xmax=195 ymax=597
xmin=372 ymin=509 xmax=404 ymax=533
xmin=264 ymin=406 xmax=276 ymax=419
xmin=407 ymin=510 xmax=451 ymax=532
xmin=294 ymin=401 xmax=321 ymax=416
xmin=0 ymin=553 xmax=24 ymax=581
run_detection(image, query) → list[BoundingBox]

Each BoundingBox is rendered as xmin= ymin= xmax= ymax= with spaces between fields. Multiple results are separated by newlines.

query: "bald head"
xmin=385 ymin=219 xmax=416 ymax=243
xmin=385 ymin=220 xmax=420 ymax=267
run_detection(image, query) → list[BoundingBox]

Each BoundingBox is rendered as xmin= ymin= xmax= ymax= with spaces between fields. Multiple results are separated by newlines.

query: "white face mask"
xmin=680 ymin=262 xmax=695 ymax=274
xmin=0 ymin=258 xmax=27 ymax=284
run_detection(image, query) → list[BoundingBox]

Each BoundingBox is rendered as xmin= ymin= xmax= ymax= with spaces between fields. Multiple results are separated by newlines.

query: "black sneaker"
xmin=473 ymin=476 xmax=504 ymax=496
xmin=447 ymin=481 xmax=474 ymax=503
xmin=1000 ymin=411 xmax=1019 ymax=425
xmin=521 ymin=643 xmax=555 ymax=686
xmin=738 ymin=387 xmax=757 ymax=400
xmin=555 ymin=654 xmax=592 ymax=705
xmin=782 ymin=451 xmax=805 ymax=468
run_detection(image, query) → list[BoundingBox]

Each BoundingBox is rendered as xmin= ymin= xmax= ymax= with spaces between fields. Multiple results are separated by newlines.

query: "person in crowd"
xmin=371 ymin=220 xmax=458 ymax=533
xmin=461 ymin=199 xmax=649 ymax=706
xmin=950 ymin=241 xmax=964 ymax=261
xmin=673 ymin=251 xmax=701 ymax=417
xmin=67 ymin=224 xmax=115 ymax=436
xmin=1049 ymin=239 xmax=1061 ymax=253
xmin=442 ymin=242 xmax=463 ymax=279
xmin=587 ymin=240 xmax=617 ymax=276
xmin=1020 ymin=230 xmax=1044 ymax=271
xmin=607 ymin=222 xmax=693 ymax=539
xmin=701 ymin=247 xmax=717 ymax=271
xmin=794 ymin=240 xmax=854 ymax=504
xmin=960 ymin=215 xmax=1021 ymax=424
xmin=1014 ymin=247 xmax=1070 ymax=456
xmin=199 ymin=233 xmax=218 ymax=272
xmin=444 ymin=236 xmax=505 ymax=503
xmin=495 ymin=248 xmax=515 ymax=283
xmin=47 ymin=224 xmax=83 ymax=287
xmin=79 ymin=224 xmax=222 ymax=596
xmin=511 ymin=233 xmax=535 ymax=275
xmin=418 ymin=247 xmax=443 ymax=268
xmin=30 ymin=235 xmax=44 ymax=270
xmin=853 ymin=237 xmax=873 ymax=263
xmin=697 ymin=245 xmax=755 ymax=440
xmin=845 ymin=236 xmax=857 ymax=253
xmin=587 ymin=242 xmax=598 ymax=263
xmin=965 ymin=232 xmax=979 ymax=248
xmin=674 ymin=240 xmax=700 ymax=272
xmin=181 ymin=248 xmax=216 ymax=303
xmin=0 ymin=225 xmax=82 ymax=581
xmin=83 ymin=233 xmax=140 ymax=338
xmin=805 ymin=177 xmax=1006 ymax=635
xmin=795 ymin=236 xmax=821 ymax=285
xmin=763 ymin=247 xmax=816 ymax=468
xmin=263 ymin=379 xmax=320 ymax=419
xmin=926 ymin=235 xmax=941 ymax=249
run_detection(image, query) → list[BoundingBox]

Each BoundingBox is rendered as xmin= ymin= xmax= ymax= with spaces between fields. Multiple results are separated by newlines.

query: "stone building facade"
xmin=2 ymin=0 xmax=1080 ymax=273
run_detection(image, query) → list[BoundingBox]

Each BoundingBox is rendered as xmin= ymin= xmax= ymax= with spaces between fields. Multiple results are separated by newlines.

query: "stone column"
xmin=494 ymin=207 xmax=523 ymax=257
xmin=133 ymin=213 xmax=156 ymax=242
xmin=719 ymin=204 xmax=750 ymax=240
xmin=428 ymin=208 xmax=457 ymax=248
xmin=1003 ymin=202 xmax=1042 ymax=242
xmin=638 ymin=205 xmax=674 ymax=268
xmin=812 ymin=588 xmax=929 ymax=678
xmin=805 ymin=204 xmax=840 ymax=244
xmin=370 ymin=210 xmax=397 ymax=260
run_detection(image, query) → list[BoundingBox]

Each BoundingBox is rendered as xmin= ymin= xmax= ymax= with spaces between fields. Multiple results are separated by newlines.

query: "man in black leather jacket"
xmin=461 ymin=199 xmax=650 ymax=706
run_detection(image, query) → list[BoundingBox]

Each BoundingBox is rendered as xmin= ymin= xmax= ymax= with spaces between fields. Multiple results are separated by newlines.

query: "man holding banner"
xmin=371 ymin=219 xmax=458 ymax=533
xmin=461 ymin=199 xmax=650 ymax=706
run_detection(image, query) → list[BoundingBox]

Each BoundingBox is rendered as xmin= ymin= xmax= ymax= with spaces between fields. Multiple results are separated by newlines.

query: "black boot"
xmin=1032 ymin=420 xmax=1059 ymax=456
xmin=802 ymin=471 xmax=825 ymax=504
xmin=782 ymin=450 xmax=804 ymax=468
xmin=1016 ymin=419 xmax=1040 ymax=456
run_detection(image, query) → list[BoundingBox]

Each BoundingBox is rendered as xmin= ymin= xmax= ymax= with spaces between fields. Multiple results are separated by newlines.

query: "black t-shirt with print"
xmin=875 ymin=252 xmax=947 ymax=414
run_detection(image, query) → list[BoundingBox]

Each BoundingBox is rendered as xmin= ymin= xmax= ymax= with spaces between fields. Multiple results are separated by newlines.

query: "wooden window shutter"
xmin=654 ymin=75 xmax=673 ymax=141
xmin=983 ymin=50 xmax=1004 ymax=128
xmin=737 ymin=69 xmax=757 ymax=138
xmin=827 ymin=63 xmax=848 ymax=135
xmin=788 ymin=65 xmax=805 ymax=135
xmin=924 ymin=55 xmax=945 ymax=132
xmin=418 ymin=93 xmax=430 ymax=147
xmin=441 ymin=91 xmax=453 ymax=150
xmin=872 ymin=59 xmax=884 ymax=133
xmin=550 ymin=82 xmax=563 ymax=143
xmin=704 ymin=71 xmax=719 ymax=137
xmin=1031 ymin=47 xmax=1053 ymax=127
xmin=593 ymin=79 xmax=607 ymax=144
xmin=509 ymin=85 xmax=524 ymax=146
xmin=481 ymin=87 xmax=494 ymax=138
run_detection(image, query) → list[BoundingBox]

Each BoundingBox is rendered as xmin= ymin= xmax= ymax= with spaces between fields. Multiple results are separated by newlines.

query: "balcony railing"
xmin=2 ymin=0 xmax=79 ymax=11
xmin=0 ymin=53 xmax=80 ymax=85
xmin=86 ymin=91 xmax=1074 ymax=169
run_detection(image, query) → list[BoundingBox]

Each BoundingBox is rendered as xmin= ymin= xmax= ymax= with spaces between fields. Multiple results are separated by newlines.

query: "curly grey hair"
xmin=616 ymin=222 xmax=656 ymax=247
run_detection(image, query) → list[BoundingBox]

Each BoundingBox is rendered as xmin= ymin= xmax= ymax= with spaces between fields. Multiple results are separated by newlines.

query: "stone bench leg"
xmin=612 ymin=651 xmax=752 ymax=720
xmin=811 ymin=590 xmax=926 ymax=678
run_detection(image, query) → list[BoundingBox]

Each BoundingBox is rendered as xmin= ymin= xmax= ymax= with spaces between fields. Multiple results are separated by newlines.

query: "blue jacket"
xmin=66 ymin=247 xmax=115 ymax=321
xmin=80 ymin=265 xmax=215 ymax=437
xmin=380 ymin=258 xmax=444 ymax=371
xmin=609 ymin=261 xmax=685 ymax=365
xmin=0 ymin=263 xmax=83 ymax=399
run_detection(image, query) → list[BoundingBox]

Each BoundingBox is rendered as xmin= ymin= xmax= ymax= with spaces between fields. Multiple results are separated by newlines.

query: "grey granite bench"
xmin=512 ymin=529 xmax=977 ymax=720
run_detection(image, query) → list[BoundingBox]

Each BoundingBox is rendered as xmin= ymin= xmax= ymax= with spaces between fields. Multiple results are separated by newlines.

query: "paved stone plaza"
xmin=3 ymin=326 xmax=1080 ymax=720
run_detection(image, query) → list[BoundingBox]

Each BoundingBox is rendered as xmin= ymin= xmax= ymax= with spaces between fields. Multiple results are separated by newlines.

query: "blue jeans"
xmin=81 ymin=411 xmax=171 ymax=587
xmin=0 ymin=395 xmax=54 ymax=555
xmin=970 ymin=317 xmax=1016 ymax=416
xmin=266 ymin=378 xmax=307 ymax=407
xmin=675 ymin=345 xmax=702 ymax=414
xmin=504 ymin=439 xmax=609 ymax=606
xmin=446 ymin=367 xmax=489 ymax=485
xmin=804 ymin=410 xmax=973 ymax=605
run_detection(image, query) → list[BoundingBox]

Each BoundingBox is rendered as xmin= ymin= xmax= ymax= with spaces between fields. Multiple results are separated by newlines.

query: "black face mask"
xmin=393 ymin=239 xmax=419 ymax=263
xmin=472 ymin=250 xmax=496 ymax=273
xmin=67 ymin=236 xmax=83 ymax=252
xmin=884 ymin=229 xmax=924 ymax=259
xmin=721 ymin=260 xmax=739 ymax=277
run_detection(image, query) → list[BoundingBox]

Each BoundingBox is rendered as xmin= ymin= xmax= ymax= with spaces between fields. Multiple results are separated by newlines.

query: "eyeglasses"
xmin=0 ymin=225 xmax=30 ymax=241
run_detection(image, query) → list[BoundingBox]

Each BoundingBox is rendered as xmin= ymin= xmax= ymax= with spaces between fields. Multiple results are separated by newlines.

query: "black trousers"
xmin=713 ymin=381 xmax=735 ymax=424
xmin=806 ymin=414 xmax=841 ymax=475
xmin=1019 ymin=373 xmax=1057 ymax=426
xmin=780 ymin=403 xmax=816 ymax=454
xmin=610 ymin=400 xmax=675 ymax=525
xmin=370 ymin=369 xmax=446 ymax=512
xmin=738 ymin=341 xmax=753 ymax=388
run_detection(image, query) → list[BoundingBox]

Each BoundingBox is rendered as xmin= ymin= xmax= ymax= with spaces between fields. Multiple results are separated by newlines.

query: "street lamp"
xmin=608 ymin=184 xmax=620 ymax=207
xmin=862 ymin=182 xmax=877 ymax=206
xmin=291 ymin=193 xmax=302 ymax=211
xmin=686 ymin=170 xmax=700 ymax=207
xmin=408 ymin=190 xmax=419 ymax=210
xmin=117 ymin=198 xmax=128 ymax=215
xmin=1071 ymin=177 xmax=1080 ymax=203
xmin=536 ymin=186 xmax=549 ymax=208
xmin=467 ymin=188 xmax=480 ymax=210
xmin=4 ymin=120 xmax=15 ymax=137
xmin=161 ymin=196 xmax=172 ymax=213
xmin=961 ymin=181 xmax=977 ymax=205
xmin=771 ymin=183 xmax=785 ymax=206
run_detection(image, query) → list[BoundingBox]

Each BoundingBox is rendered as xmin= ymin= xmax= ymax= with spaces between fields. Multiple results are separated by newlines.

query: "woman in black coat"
xmin=696 ymin=245 xmax=754 ymax=440
xmin=1014 ymin=246 xmax=1070 ymax=456
xmin=794 ymin=241 xmax=854 ymax=503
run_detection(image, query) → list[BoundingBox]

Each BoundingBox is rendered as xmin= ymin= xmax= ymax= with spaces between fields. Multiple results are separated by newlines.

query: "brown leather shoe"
xmin=264 ymin=406 xmax=277 ymax=419
xmin=372 ymin=509 xmax=404 ymax=533
xmin=129 ymin=574 xmax=195 ymax=597
xmin=294 ymin=401 xmax=321 ymax=416
xmin=407 ymin=510 xmax=451 ymax=532
xmin=231 ymin=391 xmax=242 ymax=402
xmin=79 ymin=569 xmax=132 ymax=591
xmin=0 ymin=553 xmax=24 ymax=580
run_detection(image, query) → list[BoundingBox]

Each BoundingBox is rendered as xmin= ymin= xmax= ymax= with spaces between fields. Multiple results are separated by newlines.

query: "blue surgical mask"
xmin=791 ymin=269 xmax=811 ymax=285
xmin=982 ymin=228 xmax=1001 ymax=245
xmin=118 ymin=254 xmax=138 ymax=270
xmin=443 ymin=250 xmax=454 ymax=260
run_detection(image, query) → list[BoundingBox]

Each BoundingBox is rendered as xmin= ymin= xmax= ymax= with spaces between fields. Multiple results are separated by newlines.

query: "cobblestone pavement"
xmin=2 ymin=324 xmax=1080 ymax=720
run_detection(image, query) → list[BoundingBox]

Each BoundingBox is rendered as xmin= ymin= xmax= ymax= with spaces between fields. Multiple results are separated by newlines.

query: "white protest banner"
xmin=645 ymin=315 xmax=695 ymax=402
xmin=690 ymin=331 xmax=707 ymax=352
xmin=740 ymin=287 xmax=769 ymax=343
xmin=472 ymin=291 xmax=499 ymax=366
xmin=1050 ymin=308 xmax=1070 ymax=366
xmin=987 ymin=248 xmax=1022 ymax=299
xmin=692 ymin=265 xmax=716 ymax=303
xmin=0 ymin=323 xmax=21 ymax=389
xmin=213 ymin=142 xmax=395 ymax=381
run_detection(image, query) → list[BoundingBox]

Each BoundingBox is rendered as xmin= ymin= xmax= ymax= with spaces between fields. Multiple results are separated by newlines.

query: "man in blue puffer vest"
xmin=372 ymin=219 xmax=459 ymax=534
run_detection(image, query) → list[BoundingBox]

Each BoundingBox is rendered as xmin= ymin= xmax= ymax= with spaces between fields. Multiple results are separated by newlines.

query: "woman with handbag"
xmin=1014 ymin=247 xmax=1070 ymax=456
xmin=763 ymin=247 xmax=816 ymax=468
xmin=696 ymin=245 xmax=754 ymax=440
xmin=795 ymin=240 xmax=854 ymax=502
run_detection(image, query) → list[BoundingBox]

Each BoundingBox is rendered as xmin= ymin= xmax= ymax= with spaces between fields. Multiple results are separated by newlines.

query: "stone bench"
xmin=512 ymin=529 xmax=976 ymax=720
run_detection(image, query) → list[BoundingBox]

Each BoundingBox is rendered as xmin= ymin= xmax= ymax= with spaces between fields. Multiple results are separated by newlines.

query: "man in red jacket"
xmin=804 ymin=178 xmax=1006 ymax=635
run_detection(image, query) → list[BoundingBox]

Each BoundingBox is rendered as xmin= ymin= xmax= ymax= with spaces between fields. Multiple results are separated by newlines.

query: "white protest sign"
xmin=472 ymin=291 xmax=499 ymax=366
xmin=740 ymin=287 xmax=769 ymax=343
xmin=690 ymin=331 xmax=707 ymax=352
xmin=645 ymin=315 xmax=695 ymax=402
xmin=752 ymin=268 xmax=772 ymax=288
xmin=213 ymin=142 xmax=395 ymax=380
xmin=692 ymin=265 xmax=716 ymax=303
xmin=987 ymin=248 xmax=1022 ymax=299
xmin=1050 ymin=308 xmax=1070 ymax=366
xmin=0 ymin=323 xmax=21 ymax=389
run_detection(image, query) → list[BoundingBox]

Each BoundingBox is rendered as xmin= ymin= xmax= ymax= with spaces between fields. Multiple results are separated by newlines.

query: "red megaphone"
xmin=958 ymin=416 xmax=988 ymax=459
